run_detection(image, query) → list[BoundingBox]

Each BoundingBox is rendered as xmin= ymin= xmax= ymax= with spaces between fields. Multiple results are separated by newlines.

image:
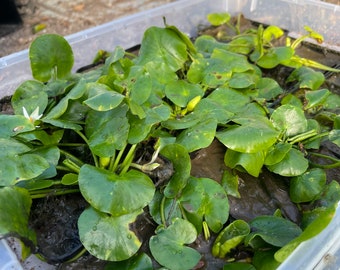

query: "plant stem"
xmin=30 ymin=188 xmax=79 ymax=199
xmin=309 ymin=152 xmax=340 ymax=169
xmin=111 ymin=144 xmax=127 ymax=173
xmin=63 ymin=159 xmax=81 ymax=174
xmin=120 ymin=144 xmax=137 ymax=175
xmin=59 ymin=149 xmax=84 ymax=167
xmin=74 ymin=129 xmax=99 ymax=167
xmin=160 ymin=195 xmax=167 ymax=228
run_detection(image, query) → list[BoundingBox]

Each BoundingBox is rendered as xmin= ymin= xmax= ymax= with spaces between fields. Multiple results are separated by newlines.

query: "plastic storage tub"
xmin=0 ymin=0 xmax=339 ymax=269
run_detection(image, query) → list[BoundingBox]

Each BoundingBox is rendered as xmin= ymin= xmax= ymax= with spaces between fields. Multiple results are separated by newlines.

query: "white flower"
xmin=23 ymin=107 xmax=43 ymax=124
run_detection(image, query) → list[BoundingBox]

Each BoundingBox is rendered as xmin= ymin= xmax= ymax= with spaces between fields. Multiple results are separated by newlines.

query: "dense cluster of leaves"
xmin=0 ymin=12 xmax=339 ymax=269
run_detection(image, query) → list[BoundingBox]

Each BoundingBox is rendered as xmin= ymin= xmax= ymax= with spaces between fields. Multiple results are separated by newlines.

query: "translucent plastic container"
xmin=0 ymin=240 xmax=23 ymax=270
xmin=0 ymin=0 xmax=339 ymax=269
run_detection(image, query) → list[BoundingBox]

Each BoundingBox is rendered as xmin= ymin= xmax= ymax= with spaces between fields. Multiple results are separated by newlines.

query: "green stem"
xmin=30 ymin=188 xmax=79 ymax=199
xmin=120 ymin=144 xmax=137 ymax=175
xmin=74 ymin=129 xmax=99 ymax=167
xmin=160 ymin=195 xmax=167 ymax=228
xmin=59 ymin=149 xmax=84 ymax=167
xmin=63 ymin=159 xmax=81 ymax=174
xmin=309 ymin=152 xmax=340 ymax=169
xmin=288 ymin=129 xmax=318 ymax=145
xmin=111 ymin=144 xmax=127 ymax=173
xmin=64 ymin=247 xmax=87 ymax=263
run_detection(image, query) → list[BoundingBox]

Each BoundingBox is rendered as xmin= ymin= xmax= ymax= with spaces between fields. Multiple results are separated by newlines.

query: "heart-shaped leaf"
xmin=149 ymin=218 xmax=200 ymax=270
xmin=180 ymin=177 xmax=229 ymax=233
xmin=78 ymin=207 xmax=142 ymax=261
xmin=79 ymin=165 xmax=155 ymax=216
xmin=290 ymin=168 xmax=326 ymax=203
xmin=271 ymin=104 xmax=308 ymax=137
xmin=217 ymin=117 xmax=279 ymax=153
xmin=29 ymin=34 xmax=74 ymax=82
xmin=245 ymin=215 xmax=302 ymax=247
xmin=266 ymin=148 xmax=308 ymax=177
xmin=0 ymin=187 xmax=36 ymax=248
xmin=165 ymin=80 xmax=203 ymax=107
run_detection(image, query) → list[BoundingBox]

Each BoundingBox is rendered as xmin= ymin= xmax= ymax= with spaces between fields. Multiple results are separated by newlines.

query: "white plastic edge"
xmin=0 ymin=240 xmax=23 ymax=270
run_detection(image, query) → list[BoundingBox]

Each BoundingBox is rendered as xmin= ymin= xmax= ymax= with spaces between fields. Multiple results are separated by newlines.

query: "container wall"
xmin=0 ymin=0 xmax=227 ymax=98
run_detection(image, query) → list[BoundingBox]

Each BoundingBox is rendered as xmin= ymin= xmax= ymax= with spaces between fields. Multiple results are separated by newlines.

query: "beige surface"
xmin=0 ymin=0 xmax=177 ymax=57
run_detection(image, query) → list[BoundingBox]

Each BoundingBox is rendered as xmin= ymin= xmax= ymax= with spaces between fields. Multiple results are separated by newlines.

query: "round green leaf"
xmin=11 ymin=80 xmax=48 ymax=115
xmin=84 ymin=83 xmax=125 ymax=111
xmin=137 ymin=27 xmax=188 ymax=72
xmin=79 ymin=165 xmax=155 ymax=216
xmin=266 ymin=148 xmax=308 ymax=177
xmin=207 ymin=13 xmax=231 ymax=26
xmin=264 ymin=142 xmax=292 ymax=166
xmin=271 ymin=104 xmax=308 ymax=137
xmin=78 ymin=207 xmax=142 ymax=261
xmin=245 ymin=216 xmax=302 ymax=247
xmin=256 ymin=47 xmax=294 ymax=69
xmin=305 ymin=89 xmax=330 ymax=109
xmin=223 ymin=262 xmax=256 ymax=270
xmin=257 ymin=77 xmax=283 ymax=100
xmin=0 ymin=115 xmax=35 ymax=139
xmin=0 ymin=187 xmax=36 ymax=246
xmin=29 ymin=34 xmax=74 ymax=82
xmin=287 ymin=67 xmax=325 ymax=90
xmin=176 ymin=118 xmax=217 ymax=152
xmin=216 ymin=117 xmax=279 ymax=153
xmin=149 ymin=218 xmax=200 ymax=270
xmin=104 ymin=253 xmax=153 ymax=269
xmin=180 ymin=177 xmax=229 ymax=233
xmin=165 ymin=80 xmax=203 ymax=107
xmin=224 ymin=149 xmax=265 ymax=177
xmin=290 ymin=168 xmax=326 ymax=203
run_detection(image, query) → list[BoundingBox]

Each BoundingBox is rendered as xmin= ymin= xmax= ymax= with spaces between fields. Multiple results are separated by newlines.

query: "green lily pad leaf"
xmin=223 ymin=262 xmax=256 ymax=270
xmin=212 ymin=49 xmax=253 ymax=73
xmin=0 ymin=138 xmax=50 ymax=186
xmin=0 ymin=115 xmax=35 ymax=138
xmin=104 ymin=253 xmax=153 ymax=270
xmin=266 ymin=148 xmax=308 ymax=177
xmin=84 ymin=82 xmax=125 ymax=111
xmin=0 ymin=186 xmax=36 ymax=248
xmin=194 ymin=35 xmax=230 ymax=54
xmin=212 ymin=220 xmax=250 ymax=258
xmin=194 ymin=98 xmax=234 ymax=124
xmin=256 ymin=47 xmax=294 ymax=68
xmin=216 ymin=117 xmax=278 ymax=153
xmin=160 ymin=144 xmax=191 ymax=198
xmin=328 ymin=129 xmax=340 ymax=147
xmin=86 ymin=106 xmax=130 ymax=156
xmin=305 ymin=89 xmax=330 ymax=109
xmin=245 ymin=216 xmax=302 ymax=247
xmin=41 ymin=119 xmax=82 ymax=130
xmin=19 ymin=129 xmax=64 ymax=145
xmin=271 ymin=104 xmax=307 ymax=137
xmin=11 ymin=80 xmax=48 ymax=115
xmin=44 ymin=78 xmax=87 ymax=120
xmin=30 ymin=146 xmax=60 ymax=180
xmin=187 ymin=57 xmax=232 ymax=87
xmin=264 ymin=142 xmax=292 ymax=166
xmin=287 ymin=66 xmax=325 ymax=90
xmin=176 ymin=118 xmax=217 ymax=152
xmin=290 ymin=168 xmax=326 ymax=203
xmin=180 ymin=177 xmax=229 ymax=233
xmin=79 ymin=165 xmax=154 ymax=216
xmin=78 ymin=207 xmax=142 ymax=261
xmin=228 ymin=72 xmax=257 ymax=89
xmin=257 ymin=77 xmax=283 ymax=100
xmin=165 ymin=80 xmax=203 ymax=107
xmin=61 ymin=173 xmax=78 ymax=185
xmin=207 ymin=12 xmax=231 ymax=26
xmin=149 ymin=218 xmax=200 ymax=270
xmin=275 ymin=205 xmax=336 ymax=262
xmin=29 ymin=34 xmax=74 ymax=82
xmin=137 ymin=27 xmax=187 ymax=72
xmin=224 ymin=149 xmax=265 ymax=177
xmin=206 ymin=87 xmax=250 ymax=114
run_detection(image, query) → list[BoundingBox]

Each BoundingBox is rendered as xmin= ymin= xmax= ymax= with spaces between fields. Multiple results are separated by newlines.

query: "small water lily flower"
xmin=23 ymin=106 xmax=43 ymax=124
